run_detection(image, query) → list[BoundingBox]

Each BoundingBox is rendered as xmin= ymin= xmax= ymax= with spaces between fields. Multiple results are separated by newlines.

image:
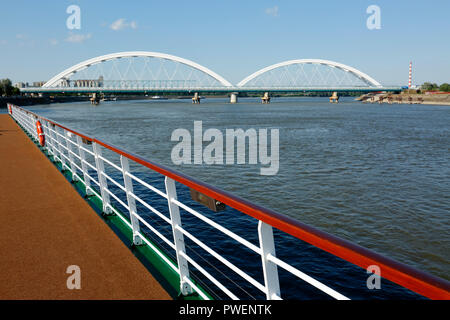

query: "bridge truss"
xmin=21 ymin=52 xmax=401 ymax=95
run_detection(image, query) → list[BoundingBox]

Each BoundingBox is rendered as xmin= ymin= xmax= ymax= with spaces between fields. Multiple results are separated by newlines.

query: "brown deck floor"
xmin=0 ymin=114 xmax=171 ymax=299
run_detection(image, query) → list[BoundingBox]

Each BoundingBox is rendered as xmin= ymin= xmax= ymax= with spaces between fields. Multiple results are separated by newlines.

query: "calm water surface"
xmin=26 ymin=97 xmax=449 ymax=298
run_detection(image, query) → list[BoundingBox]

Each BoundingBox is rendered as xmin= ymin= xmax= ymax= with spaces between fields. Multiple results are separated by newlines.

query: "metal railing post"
xmin=50 ymin=124 xmax=61 ymax=163
xmin=42 ymin=121 xmax=54 ymax=158
xmin=165 ymin=176 xmax=192 ymax=295
xmin=120 ymin=155 xmax=142 ymax=245
xmin=32 ymin=117 xmax=38 ymax=139
xmin=76 ymin=136 xmax=93 ymax=196
xmin=93 ymin=142 xmax=112 ymax=214
xmin=258 ymin=220 xmax=281 ymax=300
xmin=55 ymin=126 xmax=68 ymax=171
xmin=48 ymin=122 xmax=58 ymax=161
xmin=65 ymin=133 xmax=79 ymax=182
xmin=30 ymin=114 xmax=37 ymax=141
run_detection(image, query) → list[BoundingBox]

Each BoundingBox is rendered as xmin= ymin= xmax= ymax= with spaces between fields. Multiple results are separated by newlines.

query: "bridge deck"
xmin=0 ymin=114 xmax=170 ymax=299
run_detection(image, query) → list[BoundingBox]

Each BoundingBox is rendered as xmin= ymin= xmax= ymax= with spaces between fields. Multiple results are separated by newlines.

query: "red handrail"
xmin=13 ymin=105 xmax=450 ymax=299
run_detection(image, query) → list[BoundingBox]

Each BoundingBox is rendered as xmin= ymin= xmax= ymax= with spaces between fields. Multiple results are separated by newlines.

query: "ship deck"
xmin=0 ymin=114 xmax=170 ymax=299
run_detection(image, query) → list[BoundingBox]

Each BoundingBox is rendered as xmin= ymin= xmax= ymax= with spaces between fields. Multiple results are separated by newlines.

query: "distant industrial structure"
xmin=408 ymin=61 xmax=412 ymax=89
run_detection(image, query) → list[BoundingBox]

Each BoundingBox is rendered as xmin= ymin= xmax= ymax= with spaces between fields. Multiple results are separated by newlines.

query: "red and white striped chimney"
xmin=408 ymin=61 xmax=412 ymax=88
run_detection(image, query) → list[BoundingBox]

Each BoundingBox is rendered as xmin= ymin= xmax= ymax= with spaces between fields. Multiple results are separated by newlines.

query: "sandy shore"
xmin=357 ymin=93 xmax=450 ymax=106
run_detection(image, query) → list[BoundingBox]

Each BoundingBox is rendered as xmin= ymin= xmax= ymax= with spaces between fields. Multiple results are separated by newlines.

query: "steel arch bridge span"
xmin=43 ymin=51 xmax=233 ymax=88
xmin=237 ymin=59 xmax=382 ymax=88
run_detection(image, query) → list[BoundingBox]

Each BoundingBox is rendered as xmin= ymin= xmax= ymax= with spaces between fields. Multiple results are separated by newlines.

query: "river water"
xmin=24 ymin=97 xmax=449 ymax=299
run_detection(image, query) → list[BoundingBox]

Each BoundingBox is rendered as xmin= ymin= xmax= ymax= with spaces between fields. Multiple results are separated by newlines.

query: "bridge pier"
xmin=192 ymin=92 xmax=201 ymax=104
xmin=230 ymin=92 xmax=238 ymax=104
xmin=261 ymin=92 xmax=271 ymax=104
xmin=329 ymin=92 xmax=339 ymax=103
xmin=90 ymin=93 xmax=100 ymax=105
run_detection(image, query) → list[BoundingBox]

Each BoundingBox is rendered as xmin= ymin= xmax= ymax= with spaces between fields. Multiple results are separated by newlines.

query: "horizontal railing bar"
xmin=173 ymin=198 xmax=261 ymax=255
xmin=135 ymin=230 xmax=180 ymax=274
xmin=101 ymin=171 xmax=126 ymax=192
xmin=68 ymin=158 xmax=83 ymax=173
xmin=65 ymin=135 xmax=79 ymax=148
xmin=127 ymin=172 xmax=168 ymax=199
xmin=49 ymin=151 xmax=84 ymax=184
xmin=129 ymin=192 xmax=172 ymax=225
xmin=83 ymin=171 xmax=101 ymax=187
xmin=58 ymin=150 xmax=72 ymax=163
xmin=52 ymin=129 xmax=71 ymax=142
xmin=10 ymin=104 xmax=450 ymax=300
xmin=99 ymin=154 xmax=123 ymax=172
xmin=267 ymin=254 xmax=349 ymax=300
xmin=41 ymin=115 xmax=94 ymax=143
xmin=133 ymin=213 xmax=175 ymax=250
xmin=179 ymin=250 xmax=239 ymax=300
xmin=44 ymin=125 xmax=57 ymax=135
xmin=104 ymin=187 xmax=129 ymax=211
xmin=46 ymin=138 xmax=60 ymax=151
xmin=56 ymin=141 xmax=70 ymax=153
xmin=44 ymin=132 xmax=56 ymax=145
xmin=67 ymin=148 xmax=82 ymax=161
xmin=79 ymin=145 xmax=95 ymax=156
xmin=86 ymin=185 xmax=102 ymax=201
xmin=68 ymin=170 xmax=83 ymax=185
xmin=52 ymin=127 xmax=78 ymax=150
xmin=108 ymin=204 xmax=133 ymax=229
xmin=81 ymin=157 xmax=97 ymax=171
xmin=176 ymin=225 xmax=267 ymax=293
xmin=45 ymin=140 xmax=59 ymax=156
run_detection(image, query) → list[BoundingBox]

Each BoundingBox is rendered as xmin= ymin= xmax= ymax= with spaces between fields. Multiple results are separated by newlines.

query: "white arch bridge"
xmin=21 ymin=51 xmax=402 ymax=102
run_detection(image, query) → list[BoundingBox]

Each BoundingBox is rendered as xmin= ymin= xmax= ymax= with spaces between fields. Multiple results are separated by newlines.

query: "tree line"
xmin=0 ymin=79 xmax=20 ymax=96
xmin=421 ymin=82 xmax=450 ymax=92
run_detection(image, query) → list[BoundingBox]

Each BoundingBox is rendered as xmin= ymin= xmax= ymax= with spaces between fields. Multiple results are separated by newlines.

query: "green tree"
xmin=421 ymin=82 xmax=439 ymax=91
xmin=0 ymin=78 xmax=19 ymax=96
xmin=439 ymin=83 xmax=450 ymax=92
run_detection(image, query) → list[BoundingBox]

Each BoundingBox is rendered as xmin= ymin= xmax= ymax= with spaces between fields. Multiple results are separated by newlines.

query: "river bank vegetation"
xmin=421 ymin=82 xmax=450 ymax=92
xmin=0 ymin=79 xmax=20 ymax=97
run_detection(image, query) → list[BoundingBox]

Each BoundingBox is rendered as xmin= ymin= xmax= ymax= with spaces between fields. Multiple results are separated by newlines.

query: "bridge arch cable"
xmin=43 ymin=51 xmax=233 ymax=90
xmin=237 ymin=59 xmax=382 ymax=89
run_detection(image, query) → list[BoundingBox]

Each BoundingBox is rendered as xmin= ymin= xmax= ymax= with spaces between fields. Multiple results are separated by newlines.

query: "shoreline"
xmin=357 ymin=92 xmax=450 ymax=106
xmin=3 ymin=94 xmax=450 ymax=108
xmin=0 ymin=94 xmax=232 ymax=108
xmin=0 ymin=96 xmax=88 ymax=108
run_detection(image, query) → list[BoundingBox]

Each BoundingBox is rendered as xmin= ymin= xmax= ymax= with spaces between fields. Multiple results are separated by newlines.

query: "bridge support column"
xmin=230 ymin=92 xmax=238 ymax=104
xmin=261 ymin=92 xmax=271 ymax=104
xmin=90 ymin=93 xmax=100 ymax=105
xmin=192 ymin=92 xmax=201 ymax=104
xmin=329 ymin=92 xmax=339 ymax=103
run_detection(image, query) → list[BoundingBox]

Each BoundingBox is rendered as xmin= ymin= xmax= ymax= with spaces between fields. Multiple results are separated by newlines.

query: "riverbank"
xmin=0 ymin=96 xmax=89 ymax=108
xmin=0 ymin=94 xmax=235 ymax=108
xmin=357 ymin=92 xmax=450 ymax=105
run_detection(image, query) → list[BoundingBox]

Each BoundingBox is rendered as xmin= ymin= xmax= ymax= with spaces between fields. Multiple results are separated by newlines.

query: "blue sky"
xmin=0 ymin=0 xmax=449 ymax=86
